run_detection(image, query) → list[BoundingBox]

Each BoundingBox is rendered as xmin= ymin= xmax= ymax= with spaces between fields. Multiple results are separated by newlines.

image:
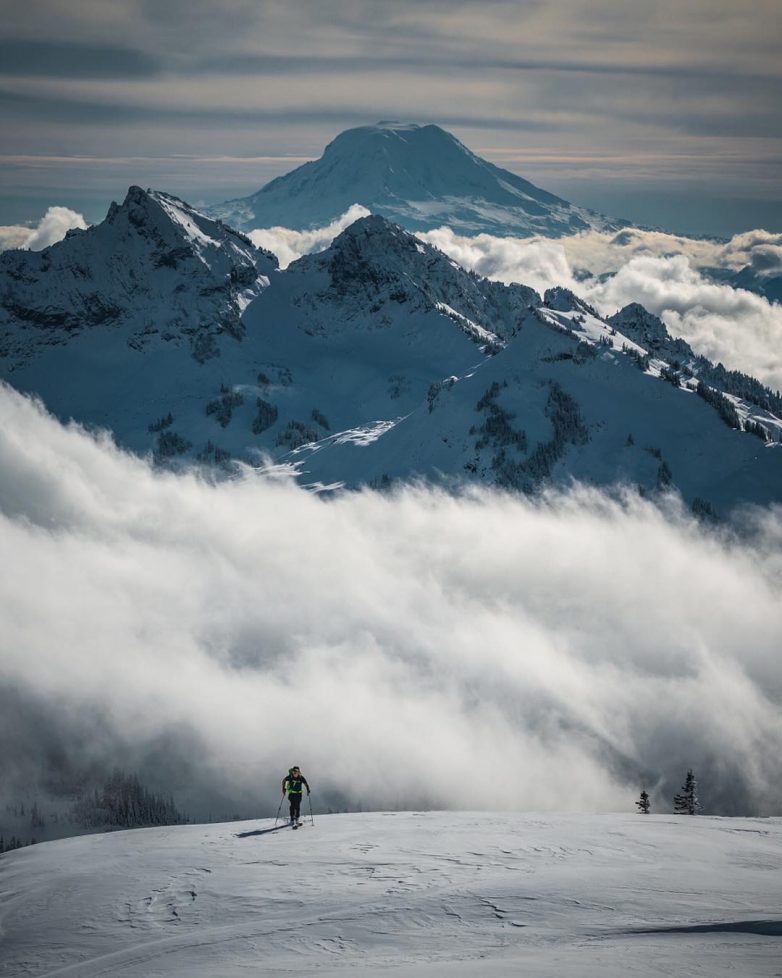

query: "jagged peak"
xmin=285 ymin=214 xmax=540 ymax=346
xmin=610 ymin=302 xmax=664 ymax=325
xmin=100 ymin=186 xmax=277 ymax=268
xmin=331 ymin=213 xmax=409 ymax=241
xmin=125 ymin=184 xmax=152 ymax=202
xmin=326 ymin=214 xmax=434 ymax=263
xmin=105 ymin=185 xmax=171 ymax=227
xmin=543 ymin=287 xmax=599 ymax=317
xmin=121 ymin=186 xmax=188 ymax=208
xmin=608 ymin=303 xmax=697 ymax=359
xmin=115 ymin=186 xmax=195 ymax=219
xmin=608 ymin=303 xmax=670 ymax=340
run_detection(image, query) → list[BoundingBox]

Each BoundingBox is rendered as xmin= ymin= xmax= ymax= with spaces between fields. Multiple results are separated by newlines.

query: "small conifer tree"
xmin=635 ymin=789 xmax=651 ymax=814
xmin=673 ymin=770 xmax=699 ymax=815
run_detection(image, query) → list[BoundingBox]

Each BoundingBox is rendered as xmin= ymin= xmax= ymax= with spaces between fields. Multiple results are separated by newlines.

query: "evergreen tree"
xmin=673 ymin=770 xmax=699 ymax=815
xmin=635 ymin=789 xmax=651 ymax=814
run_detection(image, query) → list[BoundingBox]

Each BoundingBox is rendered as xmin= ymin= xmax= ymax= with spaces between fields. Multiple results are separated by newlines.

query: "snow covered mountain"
xmin=1 ymin=201 xmax=780 ymax=513
xmin=0 ymin=186 xmax=278 ymax=369
xmin=210 ymin=121 xmax=626 ymax=237
xmin=2 ymin=812 xmax=781 ymax=977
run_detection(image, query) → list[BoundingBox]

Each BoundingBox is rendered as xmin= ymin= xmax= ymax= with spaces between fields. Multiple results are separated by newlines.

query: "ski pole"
xmin=308 ymin=792 xmax=314 ymax=826
xmin=274 ymin=794 xmax=285 ymax=827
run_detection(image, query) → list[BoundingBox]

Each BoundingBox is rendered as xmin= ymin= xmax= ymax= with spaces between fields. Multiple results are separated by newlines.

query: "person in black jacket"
xmin=282 ymin=766 xmax=310 ymax=824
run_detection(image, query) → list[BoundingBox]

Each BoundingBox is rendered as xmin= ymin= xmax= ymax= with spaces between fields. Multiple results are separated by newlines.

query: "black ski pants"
xmin=288 ymin=792 xmax=302 ymax=820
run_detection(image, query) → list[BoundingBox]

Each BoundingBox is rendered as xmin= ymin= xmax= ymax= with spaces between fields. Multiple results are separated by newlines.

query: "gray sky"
xmin=1 ymin=0 xmax=780 ymax=234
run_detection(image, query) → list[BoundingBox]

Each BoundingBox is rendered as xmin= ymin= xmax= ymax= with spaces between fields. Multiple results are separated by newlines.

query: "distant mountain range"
xmin=210 ymin=121 xmax=628 ymax=237
xmin=1 ymin=186 xmax=780 ymax=515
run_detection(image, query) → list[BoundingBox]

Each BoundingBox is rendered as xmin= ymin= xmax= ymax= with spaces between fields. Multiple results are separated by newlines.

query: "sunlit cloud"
xmin=0 ymin=223 xmax=31 ymax=251
xmin=0 ymin=205 xmax=88 ymax=252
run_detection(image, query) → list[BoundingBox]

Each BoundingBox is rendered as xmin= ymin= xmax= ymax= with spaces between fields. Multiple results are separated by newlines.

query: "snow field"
xmin=1 ymin=812 xmax=781 ymax=977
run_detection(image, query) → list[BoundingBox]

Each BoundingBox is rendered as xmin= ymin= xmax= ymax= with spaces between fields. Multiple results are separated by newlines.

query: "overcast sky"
xmin=1 ymin=0 xmax=781 ymax=234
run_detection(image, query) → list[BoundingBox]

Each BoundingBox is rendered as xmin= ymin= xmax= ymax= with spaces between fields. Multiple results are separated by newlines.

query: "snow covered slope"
xmin=1 ymin=812 xmax=781 ymax=977
xmin=210 ymin=121 xmax=625 ymax=237
xmin=0 ymin=186 xmax=278 ymax=369
xmin=1 ymin=208 xmax=780 ymax=512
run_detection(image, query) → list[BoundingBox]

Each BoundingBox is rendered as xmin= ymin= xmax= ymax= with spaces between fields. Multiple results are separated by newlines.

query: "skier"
xmin=282 ymin=766 xmax=310 ymax=826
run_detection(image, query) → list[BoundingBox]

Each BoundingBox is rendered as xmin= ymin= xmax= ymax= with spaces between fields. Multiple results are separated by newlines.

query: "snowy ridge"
xmin=1 ymin=203 xmax=780 ymax=513
xmin=1 ymin=812 xmax=781 ymax=977
xmin=210 ymin=121 xmax=626 ymax=237
xmin=435 ymin=302 xmax=505 ymax=350
xmin=537 ymin=298 xmax=647 ymax=358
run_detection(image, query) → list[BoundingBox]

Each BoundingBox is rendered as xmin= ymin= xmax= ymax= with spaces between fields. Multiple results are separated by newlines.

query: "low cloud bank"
xmin=420 ymin=226 xmax=782 ymax=283
xmin=0 ymin=206 xmax=88 ymax=253
xmin=1 ymin=383 xmax=781 ymax=818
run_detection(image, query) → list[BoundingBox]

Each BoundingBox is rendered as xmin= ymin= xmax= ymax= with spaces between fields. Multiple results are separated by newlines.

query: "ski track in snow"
xmin=1 ymin=812 xmax=781 ymax=977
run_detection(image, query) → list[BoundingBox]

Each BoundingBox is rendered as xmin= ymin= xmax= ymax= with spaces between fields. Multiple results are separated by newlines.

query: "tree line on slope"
xmin=0 ymin=770 xmax=189 ymax=856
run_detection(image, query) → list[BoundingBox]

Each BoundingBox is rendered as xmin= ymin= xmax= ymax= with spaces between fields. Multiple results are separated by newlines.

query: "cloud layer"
xmin=0 ymin=205 xmax=88 ymax=252
xmin=1 ymin=383 xmax=781 ymax=819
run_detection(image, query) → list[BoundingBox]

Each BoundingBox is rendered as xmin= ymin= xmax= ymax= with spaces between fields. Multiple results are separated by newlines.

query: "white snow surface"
xmin=2 ymin=812 xmax=781 ymax=977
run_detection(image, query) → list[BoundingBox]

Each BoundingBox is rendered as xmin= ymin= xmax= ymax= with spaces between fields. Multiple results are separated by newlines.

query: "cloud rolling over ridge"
xmin=419 ymin=225 xmax=782 ymax=389
xmin=248 ymin=204 xmax=370 ymax=268
xmin=0 ymin=384 xmax=781 ymax=817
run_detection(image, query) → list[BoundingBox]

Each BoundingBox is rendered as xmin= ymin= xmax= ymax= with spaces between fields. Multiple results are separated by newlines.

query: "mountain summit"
xmin=0 ymin=186 xmax=277 ymax=368
xmin=211 ymin=121 xmax=625 ymax=237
